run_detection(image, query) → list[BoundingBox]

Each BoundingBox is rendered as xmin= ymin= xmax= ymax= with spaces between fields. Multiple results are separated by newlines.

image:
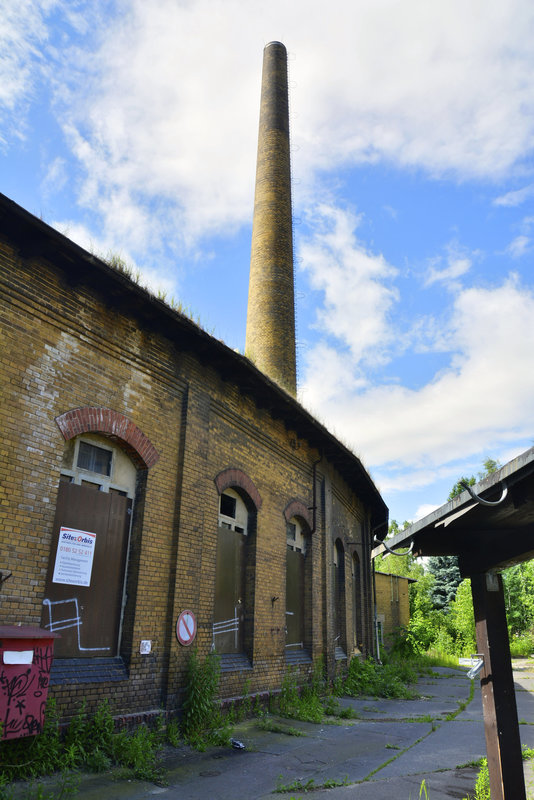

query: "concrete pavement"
xmin=25 ymin=660 xmax=534 ymax=799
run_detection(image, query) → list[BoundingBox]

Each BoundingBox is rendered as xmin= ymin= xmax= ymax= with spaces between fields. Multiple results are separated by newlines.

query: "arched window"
xmin=213 ymin=488 xmax=253 ymax=657
xmin=352 ymin=552 xmax=362 ymax=651
xmin=285 ymin=516 xmax=311 ymax=661
xmin=333 ymin=539 xmax=346 ymax=658
xmin=42 ymin=434 xmax=137 ymax=659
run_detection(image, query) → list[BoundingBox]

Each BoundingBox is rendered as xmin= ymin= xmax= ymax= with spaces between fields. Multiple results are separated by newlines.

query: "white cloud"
xmin=301 ymin=275 xmax=534 ymax=491
xmin=506 ymin=235 xmax=530 ymax=258
xmin=0 ymin=0 xmax=55 ymax=146
xmin=299 ymin=204 xmax=398 ymax=365
xmin=425 ymin=242 xmax=475 ymax=288
xmin=494 ymin=184 xmax=534 ymax=207
xmin=27 ymin=0 xmax=534 ymax=258
xmin=504 ymin=216 xmax=534 ymax=258
xmin=414 ymin=503 xmax=440 ymax=520
xmin=51 ymin=218 xmax=178 ymax=298
xmin=41 ymin=156 xmax=67 ymax=196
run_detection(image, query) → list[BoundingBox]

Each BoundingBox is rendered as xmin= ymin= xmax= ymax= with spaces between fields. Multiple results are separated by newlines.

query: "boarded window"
xmin=285 ymin=517 xmax=309 ymax=651
xmin=213 ymin=489 xmax=248 ymax=654
xmin=42 ymin=435 xmax=136 ymax=659
xmin=352 ymin=553 xmax=362 ymax=650
xmin=333 ymin=539 xmax=346 ymax=655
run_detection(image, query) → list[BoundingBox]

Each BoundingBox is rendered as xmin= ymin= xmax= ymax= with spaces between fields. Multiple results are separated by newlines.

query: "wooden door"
xmin=286 ymin=547 xmax=305 ymax=648
xmin=42 ymin=482 xmax=131 ymax=658
xmin=213 ymin=526 xmax=246 ymax=653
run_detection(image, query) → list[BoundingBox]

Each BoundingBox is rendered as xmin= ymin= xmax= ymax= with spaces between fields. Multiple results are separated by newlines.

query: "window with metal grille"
xmin=77 ymin=441 xmax=112 ymax=476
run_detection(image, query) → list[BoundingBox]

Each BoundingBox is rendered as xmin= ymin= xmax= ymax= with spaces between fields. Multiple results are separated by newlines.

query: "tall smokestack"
xmin=246 ymin=41 xmax=297 ymax=396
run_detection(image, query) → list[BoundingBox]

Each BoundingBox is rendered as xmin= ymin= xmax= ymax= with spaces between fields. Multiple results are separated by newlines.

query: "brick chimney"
xmin=246 ymin=41 xmax=297 ymax=397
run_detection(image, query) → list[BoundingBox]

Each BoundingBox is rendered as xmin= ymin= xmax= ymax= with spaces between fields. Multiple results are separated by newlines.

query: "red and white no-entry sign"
xmin=176 ymin=610 xmax=197 ymax=646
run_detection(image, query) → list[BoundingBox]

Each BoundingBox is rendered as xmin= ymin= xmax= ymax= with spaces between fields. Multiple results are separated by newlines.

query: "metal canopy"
xmin=372 ymin=445 xmax=534 ymax=800
xmin=372 ymin=445 xmax=534 ymax=576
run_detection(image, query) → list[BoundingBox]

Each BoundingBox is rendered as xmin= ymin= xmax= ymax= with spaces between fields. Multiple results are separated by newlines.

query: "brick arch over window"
xmin=214 ymin=468 xmax=262 ymax=510
xmin=55 ymin=407 xmax=159 ymax=469
xmin=283 ymin=499 xmax=312 ymax=530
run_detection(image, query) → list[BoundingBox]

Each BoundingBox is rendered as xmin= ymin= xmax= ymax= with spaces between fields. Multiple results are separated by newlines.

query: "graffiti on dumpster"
xmin=0 ymin=644 xmax=52 ymax=739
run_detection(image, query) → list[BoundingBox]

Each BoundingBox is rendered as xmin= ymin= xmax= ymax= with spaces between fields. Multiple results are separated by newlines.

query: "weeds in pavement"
xmin=443 ymin=680 xmax=474 ymax=721
xmin=419 ymin=779 xmax=429 ymax=798
xmin=258 ymin=716 xmax=304 ymax=737
xmin=274 ymin=774 xmax=350 ymax=793
xmin=460 ymin=745 xmax=534 ymax=800
xmin=0 ymin=771 xmax=80 ymax=800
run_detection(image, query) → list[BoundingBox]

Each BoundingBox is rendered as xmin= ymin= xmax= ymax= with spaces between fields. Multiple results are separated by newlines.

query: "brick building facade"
xmin=0 ymin=192 xmax=387 ymax=723
xmin=374 ymin=572 xmax=414 ymax=653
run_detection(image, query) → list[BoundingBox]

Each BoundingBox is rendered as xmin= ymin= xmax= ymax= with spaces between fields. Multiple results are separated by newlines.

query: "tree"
xmin=502 ymin=561 xmax=534 ymax=635
xmin=427 ymin=555 xmax=462 ymax=610
xmin=374 ymin=519 xmax=424 ymax=581
xmin=448 ymin=458 xmax=500 ymax=500
xmin=449 ymin=578 xmax=476 ymax=656
xmin=428 ymin=458 xmax=501 ymax=611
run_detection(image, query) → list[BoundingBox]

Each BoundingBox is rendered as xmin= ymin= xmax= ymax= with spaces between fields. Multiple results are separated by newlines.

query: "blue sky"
xmin=3 ymin=0 xmax=534 ymax=524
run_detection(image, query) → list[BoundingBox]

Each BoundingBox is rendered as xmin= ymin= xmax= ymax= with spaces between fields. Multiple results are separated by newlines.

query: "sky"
xmin=2 ymin=0 xmax=534 ymax=525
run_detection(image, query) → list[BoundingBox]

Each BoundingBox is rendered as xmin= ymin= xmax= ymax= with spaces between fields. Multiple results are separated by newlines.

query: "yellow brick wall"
xmin=1 ymin=236 xmax=378 ymax=719
xmin=374 ymin=572 xmax=412 ymax=645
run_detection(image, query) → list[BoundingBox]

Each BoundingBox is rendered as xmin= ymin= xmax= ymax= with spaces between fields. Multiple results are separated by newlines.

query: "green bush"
xmin=509 ymin=631 xmax=534 ymax=657
xmin=340 ymin=658 xmax=415 ymax=699
xmin=181 ymin=650 xmax=229 ymax=748
xmin=277 ymin=668 xmax=324 ymax=723
xmin=0 ymin=697 xmax=171 ymax=787
xmin=112 ymin=724 xmax=164 ymax=783
xmin=473 ymin=758 xmax=490 ymax=800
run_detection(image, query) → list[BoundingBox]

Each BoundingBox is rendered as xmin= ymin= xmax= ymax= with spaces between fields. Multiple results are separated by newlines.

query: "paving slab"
xmin=157 ymin=719 xmax=432 ymax=799
xmin=292 ymin=768 xmax=480 ymax=800
xmin=377 ymin=719 xmax=486 ymax=777
xmin=11 ymin=661 xmax=534 ymax=800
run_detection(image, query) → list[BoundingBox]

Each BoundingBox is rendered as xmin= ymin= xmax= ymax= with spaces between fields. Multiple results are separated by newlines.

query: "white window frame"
xmin=60 ymin=436 xmax=134 ymax=498
xmin=218 ymin=488 xmax=248 ymax=535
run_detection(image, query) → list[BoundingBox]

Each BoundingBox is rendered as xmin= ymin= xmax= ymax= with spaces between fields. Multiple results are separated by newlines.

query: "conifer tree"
xmin=427 ymin=555 xmax=461 ymax=609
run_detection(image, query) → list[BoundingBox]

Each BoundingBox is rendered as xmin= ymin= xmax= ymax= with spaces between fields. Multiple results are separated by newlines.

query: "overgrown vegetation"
xmin=0 ymin=646 xmax=474 ymax=798
xmin=274 ymin=774 xmax=350 ymax=793
xmin=463 ymin=745 xmax=534 ymax=800
xmin=102 ymin=251 xmax=204 ymax=327
xmin=276 ymin=665 xmax=325 ymax=723
xmin=0 ymin=699 xmax=167 ymax=789
xmin=339 ymin=655 xmax=418 ymax=699
xmin=181 ymin=650 xmax=230 ymax=749
xmin=377 ymin=458 xmax=534 ymax=662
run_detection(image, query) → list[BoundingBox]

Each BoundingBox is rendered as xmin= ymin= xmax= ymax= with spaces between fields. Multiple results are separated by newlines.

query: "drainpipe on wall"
xmin=309 ymin=455 xmax=322 ymax=534
xmin=372 ymin=557 xmax=381 ymax=664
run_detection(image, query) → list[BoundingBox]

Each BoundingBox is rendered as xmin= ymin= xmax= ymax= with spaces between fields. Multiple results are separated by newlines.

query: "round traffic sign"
xmin=176 ymin=610 xmax=197 ymax=646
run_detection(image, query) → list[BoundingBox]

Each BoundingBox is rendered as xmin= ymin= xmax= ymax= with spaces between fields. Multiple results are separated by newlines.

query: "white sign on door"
xmin=53 ymin=526 xmax=97 ymax=587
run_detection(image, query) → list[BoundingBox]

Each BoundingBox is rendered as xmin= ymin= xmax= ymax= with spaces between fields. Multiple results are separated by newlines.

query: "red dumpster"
xmin=0 ymin=625 xmax=60 ymax=740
